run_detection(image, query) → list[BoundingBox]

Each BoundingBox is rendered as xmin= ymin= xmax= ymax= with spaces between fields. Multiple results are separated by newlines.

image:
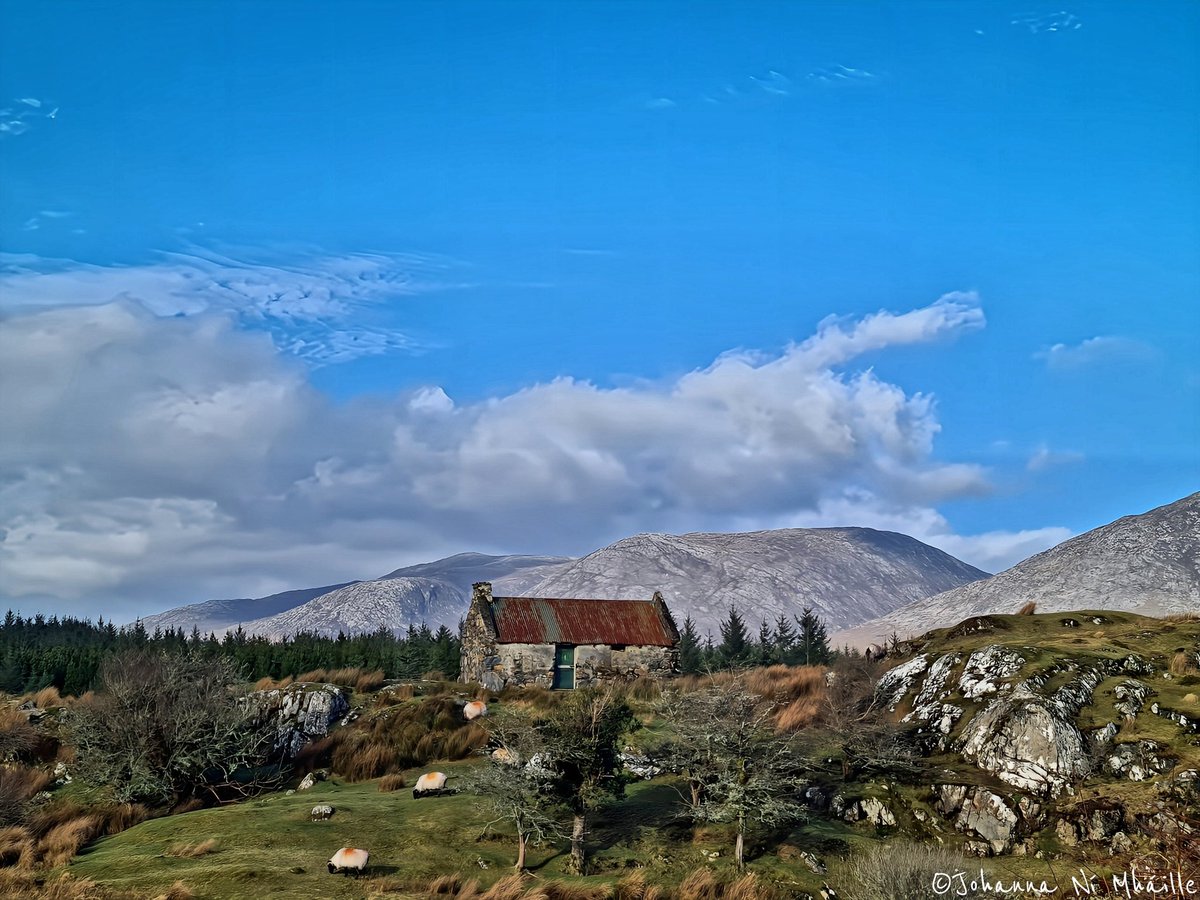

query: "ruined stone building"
xmin=460 ymin=582 xmax=680 ymax=690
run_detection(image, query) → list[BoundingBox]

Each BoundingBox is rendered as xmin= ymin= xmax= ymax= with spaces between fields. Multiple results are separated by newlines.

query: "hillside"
xmin=836 ymin=491 xmax=1200 ymax=645
xmin=234 ymin=553 xmax=571 ymax=638
xmin=509 ymin=527 xmax=988 ymax=638
xmin=139 ymin=553 xmax=570 ymax=638
xmin=135 ymin=583 xmax=357 ymax=635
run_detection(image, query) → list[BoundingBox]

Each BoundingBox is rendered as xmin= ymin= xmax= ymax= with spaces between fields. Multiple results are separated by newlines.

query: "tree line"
xmin=0 ymin=610 xmax=460 ymax=695
xmin=2 ymin=601 xmax=843 ymax=696
xmin=677 ymin=605 xmax=836 ymax=673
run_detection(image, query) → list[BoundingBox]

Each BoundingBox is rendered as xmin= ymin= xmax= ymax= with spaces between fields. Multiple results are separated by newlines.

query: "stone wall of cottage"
xmin=460 ymin=583 xmax=499 ymax=688
xmin=467 ymin=641 xmax=678 ymax=690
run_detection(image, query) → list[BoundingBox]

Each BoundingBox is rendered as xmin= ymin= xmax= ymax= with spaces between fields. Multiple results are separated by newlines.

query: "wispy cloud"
xmin=21 ymin=210 xmax=73 ymax=231
xmin=1010 ymin=10 xmax=1083 ymax=34
xmin=0 ymin=247 xmax=469 ymax=365
xmin=644 ymin=97 xmax=676 ymax=110
xmin=1027 ymin=443 xmax=1085 ymax=472
xmin=0 ymin=96 xmax=58 ymax=138
xmin=806 ymin=64 xmax=876 ymax=84
xmin=1035 ymin=335 xmax=1156 ymax=370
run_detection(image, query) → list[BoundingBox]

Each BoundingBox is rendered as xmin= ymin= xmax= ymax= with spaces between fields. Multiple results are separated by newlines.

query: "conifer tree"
xmin=717 ymin=606 xmax=751 ymax=669
xmin=796 ymin=607 xmax=831 ymax=666
xmin=678 ymin=616 xmax=703 ymax=674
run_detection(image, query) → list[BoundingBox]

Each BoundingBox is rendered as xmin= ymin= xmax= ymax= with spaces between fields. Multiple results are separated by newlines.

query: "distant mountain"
xmin=136 ymin=583 xmax=357 ymax=635
xmin=501 ymin=528 xmax=989 ymax=639
xmin=835 ymin=492 xmax=1200 ymax=646
xmin=140 ymin=531 xmax=987 ymax=641
xmin=215 ymin=553 xmax=572 ymax=639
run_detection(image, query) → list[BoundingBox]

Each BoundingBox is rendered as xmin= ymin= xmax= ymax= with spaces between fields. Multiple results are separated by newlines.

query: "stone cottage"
xmin=460 ymin=582 xmax=680 ymax=691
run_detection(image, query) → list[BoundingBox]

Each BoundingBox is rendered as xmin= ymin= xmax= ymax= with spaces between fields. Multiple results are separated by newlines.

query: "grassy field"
xmin=65 ymin=759 xmax=839 ymax=899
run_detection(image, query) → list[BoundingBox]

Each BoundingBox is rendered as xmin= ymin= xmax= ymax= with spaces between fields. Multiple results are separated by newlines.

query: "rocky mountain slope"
xmin=852 ymin=610 xmax=1200 ymax=858
xmin=141 ymin=553 xmax=570 ymax=638
xmin=836 ymin=492 xmax=1200 ymax=646
xmin=503 ymin=527 xmax=988 ymax=638
xmin=136 ymin=582 xmax=357 ymax=635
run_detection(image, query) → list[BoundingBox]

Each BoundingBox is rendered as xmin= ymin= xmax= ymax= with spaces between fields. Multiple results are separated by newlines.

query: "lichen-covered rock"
xmin=249 ymin=683 xmax=349 ymax=757
xmin=935 ymin=784 xmax=968 ymax=817
xmin=955 ymin=789 xmax=1018 ymax=855
xmin=875 ymin=655 xmax=930 ymax=710
xmin=298 ymin=772 xmax=316 ymax=790
xmin=904 ymin=653 xmax=964 ymax=750
xmin=1104 ymin=740 xmax=1173 ymax=781
xmin=859 ymin=797 xmax=896 ymax=827
xmin=958 ymin=646 xmax=1025 ymax=699
xmin=958 ymin=688 xmax=1091 ymax=796
xmin=1113 ymin=680 xmax=1152 ymax=719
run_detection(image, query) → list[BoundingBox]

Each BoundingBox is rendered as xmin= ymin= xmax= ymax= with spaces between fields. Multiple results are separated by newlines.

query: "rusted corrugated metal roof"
xmin=490 ymin=596 xmax=678 ymax=647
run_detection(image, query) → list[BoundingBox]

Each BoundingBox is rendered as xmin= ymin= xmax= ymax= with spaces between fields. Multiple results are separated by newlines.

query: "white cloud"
xmin=774 ymin=491 xmax=1070 ymax=573
xmin=0 ymin=288 xmax=1053 ymax=617
xmin=0 ymin=248 xmax=466 ymax=363
xmin=1035 ymin=335 xmax=1156 ymax=370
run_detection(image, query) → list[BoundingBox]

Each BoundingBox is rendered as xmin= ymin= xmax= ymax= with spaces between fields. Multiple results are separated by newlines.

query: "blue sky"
xmin=1 ymin=1 xmax=1197 ymax=620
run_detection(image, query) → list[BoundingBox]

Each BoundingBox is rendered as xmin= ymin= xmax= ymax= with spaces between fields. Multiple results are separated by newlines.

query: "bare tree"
xmin=660 ymin=681 xmax=806 ymax=869
xmin=70 ymin=651 xmax=276 ymax=804
xmin=463 ymin=709 xmax=565 ymax=871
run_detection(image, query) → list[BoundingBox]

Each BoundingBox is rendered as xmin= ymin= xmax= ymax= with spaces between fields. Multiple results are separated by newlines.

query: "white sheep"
xmin=311 ymin=804 xmax=334 ymax=821
xmin=327 ymin=847 xmax=368 ymax=875
xmin=463 ymin=700 xmax=488 ymax=720
xmin=412 ymin=770 xmax=453 ymax=798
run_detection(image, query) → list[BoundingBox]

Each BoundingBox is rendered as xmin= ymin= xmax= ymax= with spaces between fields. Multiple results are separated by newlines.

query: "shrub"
xmin=1017 ymin=601 xmax=1037 ymax=615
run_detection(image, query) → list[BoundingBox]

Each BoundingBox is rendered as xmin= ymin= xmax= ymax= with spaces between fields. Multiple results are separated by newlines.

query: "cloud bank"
xmin=0 ymin=278 xmax=1065 ymax=620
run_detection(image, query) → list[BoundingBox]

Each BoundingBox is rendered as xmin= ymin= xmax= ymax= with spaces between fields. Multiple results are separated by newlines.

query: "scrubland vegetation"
xmin=1 ymin=609 xmax=1197 ymax=898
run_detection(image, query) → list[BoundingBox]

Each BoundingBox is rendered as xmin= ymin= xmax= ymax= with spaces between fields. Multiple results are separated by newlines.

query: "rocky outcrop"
xmin=958 ymin=688 xmax=1091 ymax=796
xmin=955 ymin=789 xmax=1019 ymax=855
xmin=249 ymin=683 xmax=348 ymax=757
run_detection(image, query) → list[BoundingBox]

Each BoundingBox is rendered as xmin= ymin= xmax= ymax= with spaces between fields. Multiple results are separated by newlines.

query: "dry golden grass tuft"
xmin=166 ymin=838 xmax=218 ymax=859
xmin=623 ymin=677 xmax=663 ymax=702
xmin=1017 ymin=601 xmax=1038 ymax=616
xmin=676 ymin=868 xmax=719 ymax=900
xmin=152 ymin=882 xmax=196 ymax=900
xmin=378 ymin=773 xmax=407 ymax=792
xmin=0 ymin=869 xmax=147 ymax=900
xmin=38 ymin=814 xmax=101 ymax=868
xmin=0 ymin=825 xmax=32 ymax=867
xmin=1170 ymin=652 xmax=1196 ymax=676
xmin=355 ymin=670 xmax=387 ymax=694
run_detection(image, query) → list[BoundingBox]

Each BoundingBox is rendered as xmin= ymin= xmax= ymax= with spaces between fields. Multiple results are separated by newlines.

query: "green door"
xmin=552 ymin=645 xmax=575 ymax=690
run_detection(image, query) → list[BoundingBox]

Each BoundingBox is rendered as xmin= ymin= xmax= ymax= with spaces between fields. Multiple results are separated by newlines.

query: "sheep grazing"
xmin=412 ymin=770 xmax=456 ymax=799
xmin=463 ymin=700 xmax=488 ymax=720
xmin=327 ymin=847 xmax=368 ymax=875
xmin=311 ymin=804 xmax=335 ymax=821
xmin=490 ymin=746 xmax=517 ymax=765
